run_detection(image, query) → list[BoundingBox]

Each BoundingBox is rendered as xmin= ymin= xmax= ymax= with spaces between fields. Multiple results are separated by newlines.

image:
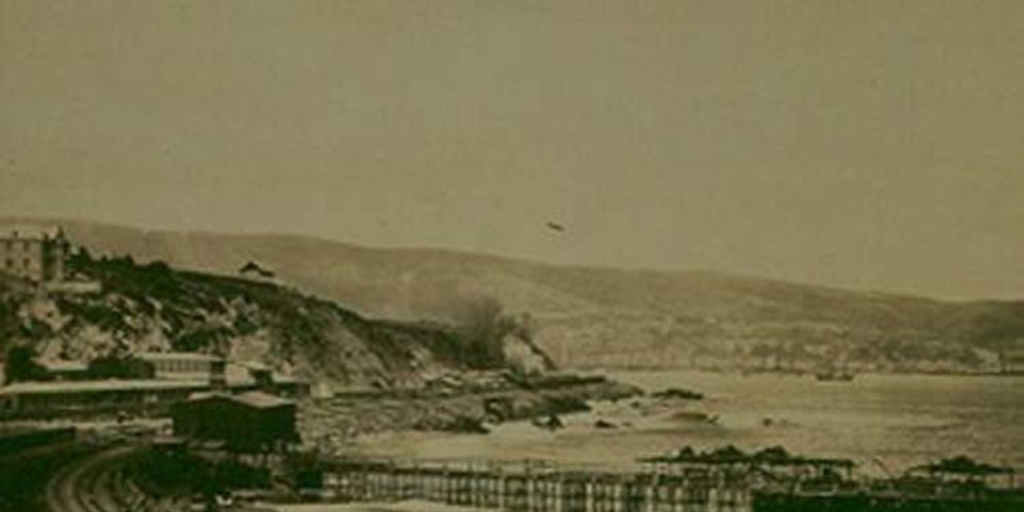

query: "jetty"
xmin=313 ymin=457 xmax=752 ymax=512
xmin=295 ymin=447 xmax=1022 ymax=512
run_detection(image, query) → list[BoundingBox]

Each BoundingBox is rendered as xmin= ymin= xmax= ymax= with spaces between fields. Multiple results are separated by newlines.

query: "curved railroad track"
xmin=44 ymin=444 xmax=147 ymax=512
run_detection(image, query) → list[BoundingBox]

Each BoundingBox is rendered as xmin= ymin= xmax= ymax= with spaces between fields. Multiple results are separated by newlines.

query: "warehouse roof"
xmin=38 ymin=359 xmax=89 ymax=372
xmin=137 ymin=352 xmax=224 ymax=363
xmin=0 ymin=379 xmax=210 ymax=396
xmin=0 ymin=224 xmax=63 ymax=240
xmin=185 ymin=390 xmax=294 ymax=409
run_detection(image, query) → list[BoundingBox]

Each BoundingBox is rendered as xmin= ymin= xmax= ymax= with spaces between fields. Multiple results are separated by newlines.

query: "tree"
xmin=88 ymin=354 xmax=155 ymax=379
xmin=3 ymin=345 xmax=47 ymax=384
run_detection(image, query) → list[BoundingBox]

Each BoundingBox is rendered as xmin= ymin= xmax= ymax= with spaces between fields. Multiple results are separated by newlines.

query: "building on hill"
xmin=238 ymin=261 xmax=275 ymax=279
xmin=137 ymin=352 xmax=227 ymax=385
xmin=0 ymin=224 xmax=69 ymax=283
xmin=171 ymin=391 xmax=299 ymax=453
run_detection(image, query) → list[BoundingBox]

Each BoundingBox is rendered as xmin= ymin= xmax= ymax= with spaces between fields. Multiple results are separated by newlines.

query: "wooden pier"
xmin=299 ymin=451 xmax=1023 ymax=512
xmin=316 ymin=458 xmax=754 ymax=512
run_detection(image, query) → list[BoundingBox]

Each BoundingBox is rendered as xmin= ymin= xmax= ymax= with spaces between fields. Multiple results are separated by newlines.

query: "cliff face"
xmin=0 ymin=252 xmax=552 ymax=388
xmin=5 ymin=218 xmax=1024 ymax=374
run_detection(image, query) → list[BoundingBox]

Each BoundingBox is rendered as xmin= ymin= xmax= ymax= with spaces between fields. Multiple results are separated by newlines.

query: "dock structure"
xmin=305 ymin=449 xmax=1024 ymax=512
xmin=316 ymin=457 xmax=754 ymax=512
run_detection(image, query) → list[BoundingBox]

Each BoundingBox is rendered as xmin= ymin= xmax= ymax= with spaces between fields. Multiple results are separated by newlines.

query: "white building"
xmin=0 ymin=224 xmax=69 ymax=283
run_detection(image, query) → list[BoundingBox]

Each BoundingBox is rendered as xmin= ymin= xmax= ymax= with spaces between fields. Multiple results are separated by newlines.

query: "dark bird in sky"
xmin=546 ymin=222 xmax=565 ymax=232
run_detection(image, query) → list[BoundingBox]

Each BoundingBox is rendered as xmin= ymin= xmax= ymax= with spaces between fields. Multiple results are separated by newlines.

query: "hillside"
xmin=0 ymin=250 xmax=552 ymax=388
xmin=10 ymin=218 xmax=1024 ymax=373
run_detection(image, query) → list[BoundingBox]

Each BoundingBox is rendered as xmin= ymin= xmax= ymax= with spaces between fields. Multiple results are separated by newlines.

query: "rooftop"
xmin=0 ymin=224 xmax=63 ymax=240
xmin=137 ymin=352 xmax=224 ymax=363
xmin=186 ymin=390 xmax=294 ymax=409
xmin=0 ymin=379 xmax=210 ymax=396
xmin=234 ymin=391 xmax=294 ymax=409
xmin=38 ymin=359 xmax=89 ymax=372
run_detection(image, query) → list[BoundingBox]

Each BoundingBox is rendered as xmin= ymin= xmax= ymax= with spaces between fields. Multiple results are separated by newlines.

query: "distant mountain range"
xmin=12 ymin=218 xmax=1024 ymax=372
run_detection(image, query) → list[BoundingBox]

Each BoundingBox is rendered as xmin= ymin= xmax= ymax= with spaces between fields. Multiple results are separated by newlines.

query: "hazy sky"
xmin=2 ymin=1 xmax=1022 ymax=299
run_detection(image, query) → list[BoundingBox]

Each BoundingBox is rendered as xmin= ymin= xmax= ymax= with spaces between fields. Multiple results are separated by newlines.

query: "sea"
xmin=348 ymin=370 xmax=1024 ymax=480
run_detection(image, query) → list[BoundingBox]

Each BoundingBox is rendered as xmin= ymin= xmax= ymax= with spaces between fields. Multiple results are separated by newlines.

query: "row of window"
xmin=156 ymin=360 xmax=213 ymax=373
xmin=3 ymin=258 xmax=34 ymax=269
xmin=2 ymin=240 xmax=39 ymax=251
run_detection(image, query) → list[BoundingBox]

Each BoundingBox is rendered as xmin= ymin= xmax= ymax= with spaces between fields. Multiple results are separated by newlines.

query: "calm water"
xmin=349 ymin=370 xmax=1024 ymax=477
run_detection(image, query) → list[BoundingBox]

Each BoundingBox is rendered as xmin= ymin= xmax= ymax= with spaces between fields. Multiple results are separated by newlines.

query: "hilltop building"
xmin=0 ymin=224 xmax=69 ymax=283
xmin=239 ymin=260 xmax=275 ymax=280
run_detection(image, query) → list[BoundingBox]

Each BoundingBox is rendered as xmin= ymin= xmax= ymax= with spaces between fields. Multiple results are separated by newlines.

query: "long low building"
xmin=0 ymin=350 xmax=310 ymax=420
xmin=137 ymin=352 xmax=226 ymax=381
xmin=0 ymin=379 xmax=213 ymax=419
xmin=0 ymin=375 xmax=309 ymax=420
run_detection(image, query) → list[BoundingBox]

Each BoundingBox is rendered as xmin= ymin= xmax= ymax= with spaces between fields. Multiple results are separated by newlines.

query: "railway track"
xmin=44 ymin=444 xmax=148 ymax=512
xmin=0 ymin=440 xmax=91 ymax=512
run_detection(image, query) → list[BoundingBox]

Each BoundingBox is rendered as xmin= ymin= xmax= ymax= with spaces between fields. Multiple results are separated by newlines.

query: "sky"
xmin=1 ymin=0 xmax=1022 ymax=300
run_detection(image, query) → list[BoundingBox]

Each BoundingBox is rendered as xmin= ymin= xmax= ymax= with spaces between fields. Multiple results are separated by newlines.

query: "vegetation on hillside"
xmin=0 ymin=249 xmax=553 ymax=387
xmin=10 ymin=219 xmax=1024 ymax=374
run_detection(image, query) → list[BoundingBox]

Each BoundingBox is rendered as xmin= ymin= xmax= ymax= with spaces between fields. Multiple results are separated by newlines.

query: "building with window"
xmin=0 ymin=224 xmax=69 ymax=283
xmin=137 ymin=352 xmax=227 ymax=383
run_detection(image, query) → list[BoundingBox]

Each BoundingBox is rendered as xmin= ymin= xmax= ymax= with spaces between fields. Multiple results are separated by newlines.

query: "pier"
xmin=313 ymin=458 xmax=754 ymax=512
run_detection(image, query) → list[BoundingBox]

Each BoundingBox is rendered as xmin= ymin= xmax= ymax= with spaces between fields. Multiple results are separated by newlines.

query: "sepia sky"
xmin=1 ymin=1 xmax=1022 ymax=300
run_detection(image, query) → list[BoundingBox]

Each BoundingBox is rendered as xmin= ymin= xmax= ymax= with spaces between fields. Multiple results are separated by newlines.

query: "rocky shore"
xmin=299 ymin=378 xmax=640 ymax=449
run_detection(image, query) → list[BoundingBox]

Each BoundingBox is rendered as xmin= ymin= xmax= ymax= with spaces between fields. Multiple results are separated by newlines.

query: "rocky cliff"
xmin=6 ymin=218 xmax=1024 ymax=374
xmin=0 ymin=250 xmax=552 ymax=388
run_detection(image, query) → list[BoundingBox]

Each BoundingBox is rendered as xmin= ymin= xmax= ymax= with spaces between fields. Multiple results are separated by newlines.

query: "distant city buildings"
xmin=0 ymin=224 xmax=69 ymax=283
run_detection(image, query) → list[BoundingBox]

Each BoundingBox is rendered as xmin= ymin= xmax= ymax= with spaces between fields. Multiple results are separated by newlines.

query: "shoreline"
xmin=299 ymin=378 xmax=641 ymax=448
xmin=577 ymin=365 xmax=1024 ymax=378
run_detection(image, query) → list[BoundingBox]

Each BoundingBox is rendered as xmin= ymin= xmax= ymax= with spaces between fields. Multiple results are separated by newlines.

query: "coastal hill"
xmin=0 ymin=247 xmax=552 ymax=389
xmin=14 ymin=218 xmax=1024 ymax=373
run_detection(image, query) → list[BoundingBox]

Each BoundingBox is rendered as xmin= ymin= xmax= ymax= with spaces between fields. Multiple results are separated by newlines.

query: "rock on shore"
xmin=299 ymin=379 xmax=640 ymax=447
